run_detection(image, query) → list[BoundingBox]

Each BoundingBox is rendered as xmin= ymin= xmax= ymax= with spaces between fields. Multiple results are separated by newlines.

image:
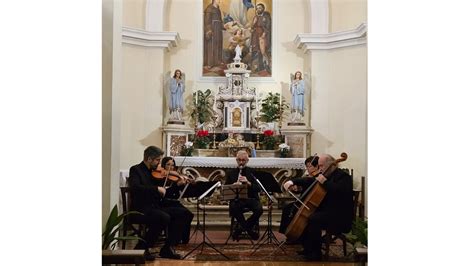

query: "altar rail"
xmin=173 ymin=156 xmax=306 ymax=169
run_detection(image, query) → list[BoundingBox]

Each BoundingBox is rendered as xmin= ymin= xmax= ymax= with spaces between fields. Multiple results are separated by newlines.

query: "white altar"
xmin=174 ymin=156 xmax=305 ymax=169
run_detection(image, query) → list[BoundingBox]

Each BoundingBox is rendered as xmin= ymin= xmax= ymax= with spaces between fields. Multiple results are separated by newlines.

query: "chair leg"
xmin=343 ymin=237 xmax=347 ymax=256
xmin=324 ymin=234 xmax=331 ymax=259
xmin=121 ymin=226 xmax=127 ymax=249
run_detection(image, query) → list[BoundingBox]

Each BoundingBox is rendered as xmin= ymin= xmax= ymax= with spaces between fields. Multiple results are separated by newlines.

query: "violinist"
xmin=128 ymin=146 xmax=185 ymax=260
xmin=156 ymin=157 xmax=194 ymax=245
xmin=280 ymin=154 xmax=353 ymax=261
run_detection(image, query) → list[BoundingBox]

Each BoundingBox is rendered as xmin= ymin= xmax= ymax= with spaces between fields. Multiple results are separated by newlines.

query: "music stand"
xmin=182 ymin=181 xmax=229 ymax=260
xmin=249 ymin=171 xmax=286 ymax=255
xmin=181 ymin=181 xmax=216 ymax=244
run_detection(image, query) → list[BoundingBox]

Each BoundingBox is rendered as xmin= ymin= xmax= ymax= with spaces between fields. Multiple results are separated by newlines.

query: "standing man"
xmin=281 ymin=154 xmax=353 ymax=261
xmin=225 ymin=150 xmax=263 ymax=240
xmin=250 ymin=3 xmax=271 ymax=73
xmin=204 ymin=0 xmax=224 ymax=69
xmin=128 ymin=146 xmax=186 ymax=260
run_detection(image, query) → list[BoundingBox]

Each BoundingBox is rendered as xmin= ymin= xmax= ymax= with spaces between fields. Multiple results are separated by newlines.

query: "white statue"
xmin=234 ymin=44 xmax=242 ymax=61
xmin=166 ymin=69 xmax=186 ymax=122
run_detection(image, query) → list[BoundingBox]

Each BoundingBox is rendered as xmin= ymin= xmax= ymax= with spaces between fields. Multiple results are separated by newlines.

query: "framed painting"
xmin=202 ymin=0 xmax=273 ymax=77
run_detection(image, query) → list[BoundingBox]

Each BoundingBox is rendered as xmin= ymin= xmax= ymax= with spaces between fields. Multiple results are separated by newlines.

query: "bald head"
xmin=236 ymin=150 xmax=249 ymax=167
xmin=317 ymin=154 xmax=336 ymax=174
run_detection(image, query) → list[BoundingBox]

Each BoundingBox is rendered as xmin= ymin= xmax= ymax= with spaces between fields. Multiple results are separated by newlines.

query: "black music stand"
xmin=182 ymin=181 xmax=229 ymax=260
xmin=181 ymin=181 xmax=217 ymax=244
xmin=250 ymin=171 xmax=286 ymax=255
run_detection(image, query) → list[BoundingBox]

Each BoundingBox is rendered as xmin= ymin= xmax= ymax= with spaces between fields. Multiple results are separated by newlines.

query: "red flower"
xmin=197 ymin=130 xmax=209 ymax=137
xmin=263 ymin=130 xmax=274 ymax=137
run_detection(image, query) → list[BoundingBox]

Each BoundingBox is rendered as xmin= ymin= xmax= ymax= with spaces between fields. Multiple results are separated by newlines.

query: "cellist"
xmin=280 ymin=154 xmax=353 ymax=261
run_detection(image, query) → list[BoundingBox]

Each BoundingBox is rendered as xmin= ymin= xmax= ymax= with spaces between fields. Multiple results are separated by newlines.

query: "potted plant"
xmin=344 ymin=217 xmax=368 ymax=250
xmin=260 ymin=92 xmax=289 ymax=124
xmin=181 ymin=141 xmax=194 ymax=156
xmin=279 ymin=143 xmax=290 ymax=158
xmin=262 ymin=129 xmax=277 ymax=150
xmin=102 ymin=204 xmax=143 ymax=250
xmin=191 ymin=89 xmax=214 ymax=125
xmin=195 ymin=130 xmax=211 ymax=149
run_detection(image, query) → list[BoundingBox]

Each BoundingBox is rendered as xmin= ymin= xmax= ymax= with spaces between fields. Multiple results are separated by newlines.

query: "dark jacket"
xmin=225 ymin=167 xmax=261 ymax=199
xmin=128 ymin=161 xmax=162 ymax=213
xmin=292 ymin=168 xmax=353 ymax=233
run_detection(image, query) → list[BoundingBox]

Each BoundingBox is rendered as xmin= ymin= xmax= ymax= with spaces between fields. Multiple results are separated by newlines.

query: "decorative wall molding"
xmin=122 ymin=26 xmax=180 ymax=50
xmin=294 ymin=23 xmax=367 ymax=52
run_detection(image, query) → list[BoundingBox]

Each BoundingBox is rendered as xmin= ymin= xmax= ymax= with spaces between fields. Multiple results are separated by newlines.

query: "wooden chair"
xmin=323 ymin=189 xmax=361 ymax=258
xmin=120 ymin=186 xmax=146 ymax=249
xmin=323 ymin=171 xmax=366 ymax=259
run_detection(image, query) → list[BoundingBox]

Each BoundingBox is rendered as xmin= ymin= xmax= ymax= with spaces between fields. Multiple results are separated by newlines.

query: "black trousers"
xmin=278 ymin=201 xmax=297 ymax=234
xmin=134 ymin=204 xmax=192 ymax=249
xmin=229 ymin=198 xmax=263 ymax=232
xmin=160 ymin=199 xmax=194 ymax=243
xmin=301 ymin=211 xmax=330 ymax=256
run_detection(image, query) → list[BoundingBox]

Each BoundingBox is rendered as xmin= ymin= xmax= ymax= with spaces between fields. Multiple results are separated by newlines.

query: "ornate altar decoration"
xmin=213 ymin=51 xmax=258 ymax=132
xmin=161 ymin=49 xmax=313 ymax=158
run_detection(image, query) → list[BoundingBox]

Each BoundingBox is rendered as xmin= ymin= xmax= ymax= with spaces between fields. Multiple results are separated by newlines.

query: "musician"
xmin=128 ymin=146 xmax=187 ymax=260
xmin=281 ymin=154 xmax=353 ymax=261
xmin=155 ymin=157 xmax=194 ymax=244
xmin=278 ymin=156 xmax=319 ymax=235
xmin=225 ymin=150 xmax=262 ymax=240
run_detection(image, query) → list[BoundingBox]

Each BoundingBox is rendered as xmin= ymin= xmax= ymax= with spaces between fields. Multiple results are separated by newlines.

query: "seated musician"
xmin=155 ymin=157 xmax=194 ymax=245
xmin=128 ymin=146 xmax=188 ymax=260
xmin=225 ymin=150 xmax=263 ymax=240
xmin=280 ymin=154 xmax=353 ymax=261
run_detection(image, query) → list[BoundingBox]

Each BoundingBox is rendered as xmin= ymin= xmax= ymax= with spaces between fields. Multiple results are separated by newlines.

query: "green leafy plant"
xmin=191 ymin=89 xmax=214 ymax=124
xmin=260 ymin=92 xmax=289 ymax=123
xmin=102 ymin=204 xmax=143 ymax=250
xmin=344 ymin=217 xmax=368 ymax=248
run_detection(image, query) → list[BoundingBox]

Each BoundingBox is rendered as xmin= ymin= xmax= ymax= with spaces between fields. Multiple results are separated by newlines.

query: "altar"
xmin=161 ymin=50 xmax=313 ymax=158
xmin=174 ymin=156 xmax=305 ymax=169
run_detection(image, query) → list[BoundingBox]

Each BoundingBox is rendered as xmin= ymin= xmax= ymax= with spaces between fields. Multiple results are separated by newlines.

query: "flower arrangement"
xmin=279 ymin=143 xmax=290 ymax=158
xmin=262 ymin=129 xmax=277 ymax=150
xmin=195 ymin=130 xmax=210 ymax=149
xmin=181 ymin=141 xmax=194 ymax=156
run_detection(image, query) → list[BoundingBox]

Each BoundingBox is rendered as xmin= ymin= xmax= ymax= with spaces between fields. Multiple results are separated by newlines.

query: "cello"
xmin=284 ymin=152 xmax=348 ymax=241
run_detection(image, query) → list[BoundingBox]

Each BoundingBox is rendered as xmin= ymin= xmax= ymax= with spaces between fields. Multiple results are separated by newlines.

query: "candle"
xmin=195 ymin=91 xmax=198 ymax=106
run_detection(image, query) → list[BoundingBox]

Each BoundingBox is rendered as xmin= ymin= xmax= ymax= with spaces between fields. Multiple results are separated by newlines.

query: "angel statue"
xmin=166 ymin=69 xmax=185 ymax=123
xmin=290 ymin=71 xmax=306 ymax=122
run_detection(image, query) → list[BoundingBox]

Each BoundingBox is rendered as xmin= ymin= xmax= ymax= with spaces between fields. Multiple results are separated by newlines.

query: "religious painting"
xmin=203 ymin=0 xmax=273 ymax=77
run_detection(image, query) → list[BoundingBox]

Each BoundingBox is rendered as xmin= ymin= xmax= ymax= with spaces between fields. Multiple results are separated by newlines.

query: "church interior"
xmin=103 ymin=0 xmax=367 ymax=264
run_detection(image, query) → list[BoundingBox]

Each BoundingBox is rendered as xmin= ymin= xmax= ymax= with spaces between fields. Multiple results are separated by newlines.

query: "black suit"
xmin=128 ymin=162 xmax=191 ymax=249
xmin=225 ymin=167 xmax=263 ymax=232
xmin=279 ymin=168 xmax=353 ymax=258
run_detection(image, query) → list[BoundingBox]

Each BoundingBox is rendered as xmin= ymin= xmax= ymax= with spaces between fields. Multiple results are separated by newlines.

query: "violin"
xmin=152 ymin=167 xmax=182 ymax=181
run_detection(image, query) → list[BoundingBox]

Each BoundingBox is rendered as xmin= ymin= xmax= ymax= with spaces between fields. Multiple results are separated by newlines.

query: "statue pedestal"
xmin=161 ymin=125 xmax=194 ymax=156
xmin=280 ymin=127 xmax=313 ymax=158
